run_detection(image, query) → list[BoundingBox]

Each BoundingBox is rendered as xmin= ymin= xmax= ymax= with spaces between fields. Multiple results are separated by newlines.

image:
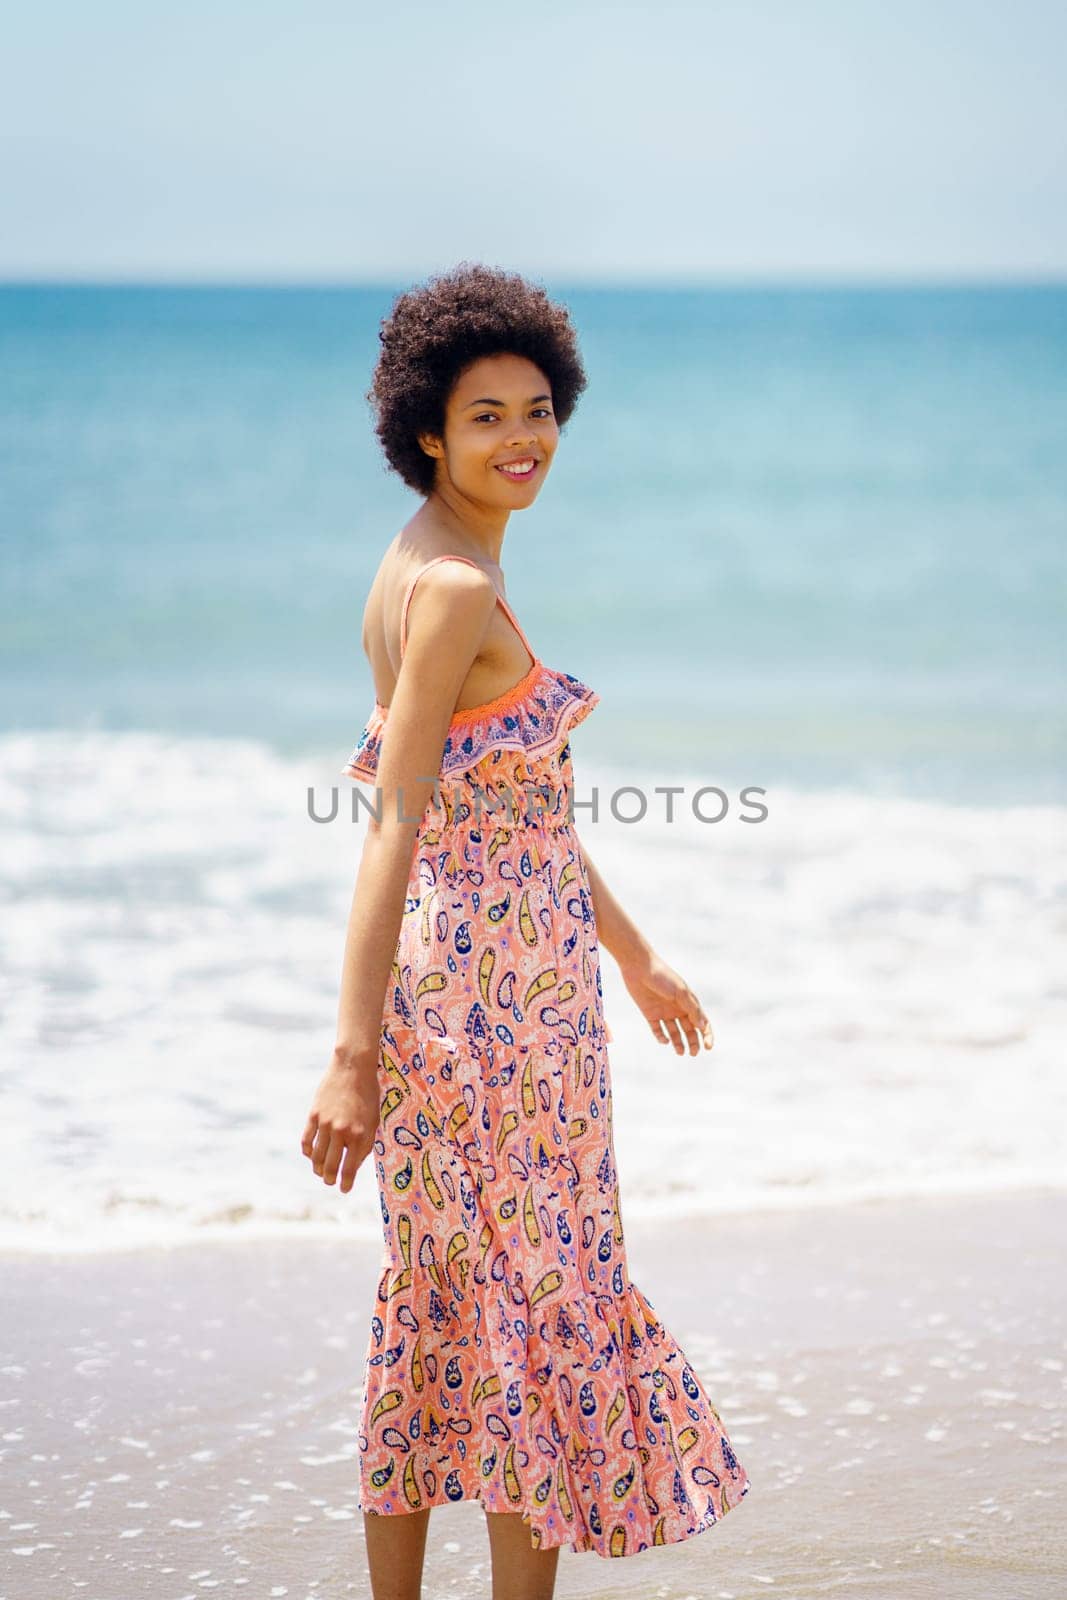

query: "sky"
xmin=1 ymin=0 xmax=1065 ymax=284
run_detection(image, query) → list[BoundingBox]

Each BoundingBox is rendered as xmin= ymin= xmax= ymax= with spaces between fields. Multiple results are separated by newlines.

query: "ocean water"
xmin=1 ymin=283 xmax=1064 ymax=1252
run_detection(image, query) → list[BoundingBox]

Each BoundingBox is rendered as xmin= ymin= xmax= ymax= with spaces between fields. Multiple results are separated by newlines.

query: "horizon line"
xmin=2 ymin=270 xmax=1066 ymax=293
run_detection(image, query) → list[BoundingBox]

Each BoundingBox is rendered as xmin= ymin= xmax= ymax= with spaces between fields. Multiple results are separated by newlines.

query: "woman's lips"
xmin=494 ymin=459 xmax=538 ymax=481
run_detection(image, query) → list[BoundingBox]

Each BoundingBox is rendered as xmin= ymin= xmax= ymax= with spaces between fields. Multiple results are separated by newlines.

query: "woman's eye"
xmin=474 ymin=408 xmax=553 ymax=423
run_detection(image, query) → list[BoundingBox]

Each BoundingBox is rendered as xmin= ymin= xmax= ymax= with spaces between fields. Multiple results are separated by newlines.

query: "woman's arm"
xmin=578 ymin=836 xmax=715 ymax=1058
xmin=579 ymin=841 xmax=652 ymax=971
xmin=301 ymin=563 xmax=501 ymax=1191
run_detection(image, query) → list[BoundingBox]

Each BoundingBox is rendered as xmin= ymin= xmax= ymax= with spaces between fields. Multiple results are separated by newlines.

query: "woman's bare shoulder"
xmin=359 ymin=531 xmax=496 ymax=681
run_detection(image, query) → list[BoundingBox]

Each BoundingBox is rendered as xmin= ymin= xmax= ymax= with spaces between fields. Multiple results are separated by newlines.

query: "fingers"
xmin=319 ymin=1130 xmax=347 ymax=1186
xmin=310 ymin=1122 xmax=333 ymax=1174
xmin=662 ymin=1017 xmax=685 ymax=1054
xmin=305 ymin=1106 xmax=370 ymax=1191
xmin=309 ymin=1122 xmax=346 ymax=1183
xmin=338 ymin=1142 xmax=361 ymax=1194
xmin=324 ymin=1130 xmax=346 ymax=1186
xmin=652 ymin=1015 xmax=687 ymax=1052
xmin=682 ymin=984 xmax=714 ymax=1052
xmin=651 ymin=989 xmax=715 ymax=1055
xmin=690 ymin=999 xmax=714 ymax=1052
xmin=679 ymin=1016 xmax=702 ymax=1055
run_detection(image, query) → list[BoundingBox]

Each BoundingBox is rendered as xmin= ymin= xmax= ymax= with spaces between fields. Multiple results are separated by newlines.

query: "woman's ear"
xmin=417 ymin=430 xmax=443 ymax=459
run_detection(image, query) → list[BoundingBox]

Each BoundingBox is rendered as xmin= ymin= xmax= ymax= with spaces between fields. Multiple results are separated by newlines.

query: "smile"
xmin=495 ymin=459 xmax=538 ymax=479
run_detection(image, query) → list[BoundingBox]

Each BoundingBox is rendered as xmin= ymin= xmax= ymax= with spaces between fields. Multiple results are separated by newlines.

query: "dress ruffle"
xmin=341 ymin=663 xmax=600 ymax=784
xmin=360 ymin=1245 xmax=751 ymax=1557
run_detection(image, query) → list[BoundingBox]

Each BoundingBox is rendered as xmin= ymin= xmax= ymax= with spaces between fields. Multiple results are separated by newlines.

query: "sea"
xmin=1 ymin=281 xmax=1064 ymax=1254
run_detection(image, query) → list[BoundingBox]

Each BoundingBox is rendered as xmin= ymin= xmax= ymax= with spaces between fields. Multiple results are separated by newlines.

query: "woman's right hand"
xmin=300 ymin=1050 xmax=382 ymax=1194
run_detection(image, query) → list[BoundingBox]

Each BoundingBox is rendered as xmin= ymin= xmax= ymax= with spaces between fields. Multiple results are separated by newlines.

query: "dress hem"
xmin=356 ymin=1470 xmax=752 ymax=1559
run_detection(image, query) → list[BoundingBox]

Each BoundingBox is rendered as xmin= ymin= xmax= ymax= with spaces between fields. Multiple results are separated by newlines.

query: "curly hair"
xmin=366 ymin=261 xmax=588 ymax=496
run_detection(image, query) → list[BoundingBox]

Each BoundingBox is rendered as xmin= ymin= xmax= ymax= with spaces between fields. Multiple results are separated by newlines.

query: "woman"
xmin=301 ymin=262 xmax=750 ymax=1600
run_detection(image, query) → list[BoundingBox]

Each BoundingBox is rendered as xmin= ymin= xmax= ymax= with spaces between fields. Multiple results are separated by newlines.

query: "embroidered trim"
xmin=342 ymin=663 xmax=599 ymax=784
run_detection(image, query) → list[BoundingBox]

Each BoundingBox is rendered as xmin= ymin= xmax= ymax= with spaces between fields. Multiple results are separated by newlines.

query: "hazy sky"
xmin=2 ymin=0 xmax=1064 ymax=282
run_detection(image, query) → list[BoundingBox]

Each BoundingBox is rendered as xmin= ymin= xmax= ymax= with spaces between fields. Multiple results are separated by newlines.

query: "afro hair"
xmin=366 ymin=261 xmax=588 ymax=496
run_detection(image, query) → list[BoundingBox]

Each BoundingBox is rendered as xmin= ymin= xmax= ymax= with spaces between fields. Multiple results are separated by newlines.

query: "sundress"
xmin=341 ymin=554 xmax=751 ymax=1557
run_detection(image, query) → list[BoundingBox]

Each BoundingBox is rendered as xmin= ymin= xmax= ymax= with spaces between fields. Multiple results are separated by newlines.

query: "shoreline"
xmin=2 ymin=1175 xmax=1063 ymax=1263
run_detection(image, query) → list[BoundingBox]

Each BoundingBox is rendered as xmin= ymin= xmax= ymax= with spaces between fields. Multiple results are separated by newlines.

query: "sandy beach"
xmin=3 ymin=1186 xmax=1063 ymax=1599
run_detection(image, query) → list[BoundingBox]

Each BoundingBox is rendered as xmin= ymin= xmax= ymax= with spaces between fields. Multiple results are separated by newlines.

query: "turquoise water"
xmin=2 ymin=284 xmax=1065 ymax=1252
xmin=2 ymin=282 xmax=1065 ymax=799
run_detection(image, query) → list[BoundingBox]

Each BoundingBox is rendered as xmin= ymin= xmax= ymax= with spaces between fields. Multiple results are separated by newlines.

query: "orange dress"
xmin=341 ymin=555 xmax=750 ymax=1557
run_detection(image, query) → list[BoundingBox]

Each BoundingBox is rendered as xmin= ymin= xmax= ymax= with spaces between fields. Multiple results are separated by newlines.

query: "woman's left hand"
xmin=618 ymin=948 xmax=715 ymax=1055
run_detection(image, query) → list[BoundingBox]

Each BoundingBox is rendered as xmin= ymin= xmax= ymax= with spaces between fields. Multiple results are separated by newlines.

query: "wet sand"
xmin=2 ymin=1188 xmax=1064 ymax=1599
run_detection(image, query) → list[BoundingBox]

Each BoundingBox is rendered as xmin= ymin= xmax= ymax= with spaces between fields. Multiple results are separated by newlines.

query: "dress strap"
xmin=399 ymin=554 xmax=535 ymax=661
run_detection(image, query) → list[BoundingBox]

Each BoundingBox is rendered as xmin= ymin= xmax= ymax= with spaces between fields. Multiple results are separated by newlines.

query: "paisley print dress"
xmin=341 ymin=554 xmax=750 ymax=1557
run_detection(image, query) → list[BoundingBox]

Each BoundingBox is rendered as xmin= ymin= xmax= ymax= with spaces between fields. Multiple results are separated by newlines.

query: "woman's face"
xmin=420 ymin=351 xmax=560 ymax=505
